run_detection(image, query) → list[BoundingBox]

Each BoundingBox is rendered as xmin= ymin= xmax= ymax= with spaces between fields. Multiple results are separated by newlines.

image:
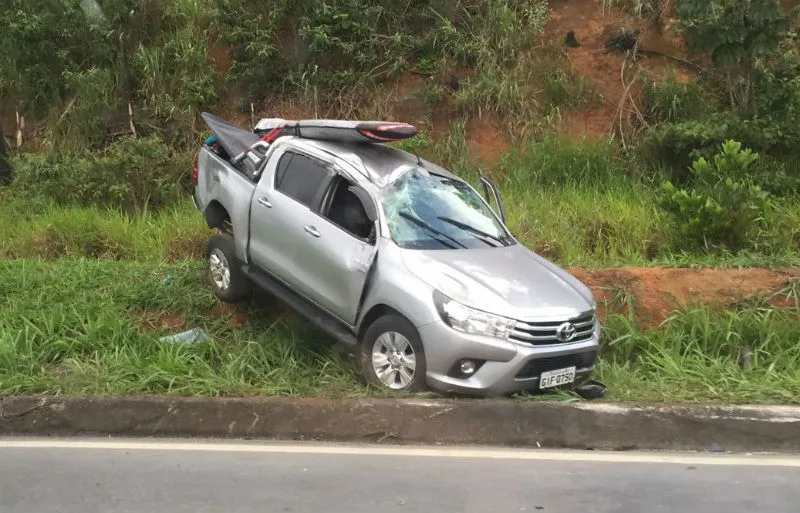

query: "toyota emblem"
xmin=555 ymin=322 xmax=576 ymax=342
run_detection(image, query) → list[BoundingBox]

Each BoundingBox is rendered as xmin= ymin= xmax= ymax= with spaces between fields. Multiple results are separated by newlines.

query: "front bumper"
xmin=419 ymin=319 xmax=600 ymax=397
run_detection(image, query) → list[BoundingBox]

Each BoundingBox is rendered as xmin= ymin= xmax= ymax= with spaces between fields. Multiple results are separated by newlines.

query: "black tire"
xmin=206 ymin=232 xmax=251 ymax=302
xmin=360 ymin=314 xmax=427 ymax=393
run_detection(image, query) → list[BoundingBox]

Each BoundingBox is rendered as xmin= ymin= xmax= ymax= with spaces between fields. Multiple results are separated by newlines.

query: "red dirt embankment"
xmin=137 ymin=267 xmax=799 ymax=332
xmin=569 ymin=267 xmax=800 ymax=326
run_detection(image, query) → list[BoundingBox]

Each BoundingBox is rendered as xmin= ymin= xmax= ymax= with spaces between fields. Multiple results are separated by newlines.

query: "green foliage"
xmin=12 ymin=136 xmax=189 ymax=213
xmin=0 ymin=0 xmax=103 ymax=116
xmin=444 ymin=0 xmax=550 ymax=120
xmin=677 ymin=0 xmax=787 ymax=66
xmin=501 ymin=136 xmax=622 ymax=189
xmin=0 ymin=259 xmax=363 ymax=396
xmin=600 ymin=302 xmax=800 ymax=404
xmin=217 ymin=0 xmax=291 ymax=94
xmin=641 ymin=72 xmax=714 ymax=124
xmin=49 ymin=68 xmax=120 ymax=152
xmin=676 ymin=0 xmax=789 ymax=111
xmin=1 ymin=258 xmax=798 ymax=403
xmin=544 ymin=66 xmax=597 ymax=112
xmin=660 ymin=140 xmax=771 ymax=251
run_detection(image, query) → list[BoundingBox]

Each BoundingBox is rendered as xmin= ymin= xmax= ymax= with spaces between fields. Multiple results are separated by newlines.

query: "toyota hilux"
xmin=192 ymin=113 xmax=600 ymax=396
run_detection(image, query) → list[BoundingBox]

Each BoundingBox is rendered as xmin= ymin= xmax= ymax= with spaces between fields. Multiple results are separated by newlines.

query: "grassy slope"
xmin=4 ymin=136 xmax=799 ymax=268
xmin=2 ymin=259 xmax=798 ymax=403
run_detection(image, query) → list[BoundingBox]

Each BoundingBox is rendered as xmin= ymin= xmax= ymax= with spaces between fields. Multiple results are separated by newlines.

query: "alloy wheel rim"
xmin=372 ymin=331 xmax=416 ymax=390
xmin=209 ymin=249 xmax=231 ymax=291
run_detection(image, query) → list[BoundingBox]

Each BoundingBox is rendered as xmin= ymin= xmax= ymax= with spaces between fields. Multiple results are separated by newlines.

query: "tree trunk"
xmin=0 ymin=122 xmax=11 ymax=185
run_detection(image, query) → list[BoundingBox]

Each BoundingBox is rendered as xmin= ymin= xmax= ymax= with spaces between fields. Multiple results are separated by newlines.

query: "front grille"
xmin=515 ymin=351 xmax=597 ymax=380
xmin=509 ymin=314 xmax=596 ymax=345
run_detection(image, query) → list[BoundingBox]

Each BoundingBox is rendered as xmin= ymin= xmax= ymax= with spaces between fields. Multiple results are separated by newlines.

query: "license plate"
xmin=539 ymin=366 xmax=576 ymax=389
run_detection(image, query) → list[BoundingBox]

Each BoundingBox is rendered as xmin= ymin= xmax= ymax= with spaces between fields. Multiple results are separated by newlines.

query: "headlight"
xmin=433 ymin=291 xmax=516 ymax=339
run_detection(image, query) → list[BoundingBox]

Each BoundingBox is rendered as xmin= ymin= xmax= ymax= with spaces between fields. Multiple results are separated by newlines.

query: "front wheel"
xmin=206 ymin=233 xmax=251 ymax=302
xmin=360 ymin=314 xmax=427 ymax=393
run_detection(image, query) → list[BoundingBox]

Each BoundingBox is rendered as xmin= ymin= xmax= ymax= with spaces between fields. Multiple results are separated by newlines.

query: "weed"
xmin=2 ymin=259 xmax=799 ymax=404
xmin=12 ymin=136 xmax=191 ymax=214
xmin=641 ymin=72 xmax=715 ymax=124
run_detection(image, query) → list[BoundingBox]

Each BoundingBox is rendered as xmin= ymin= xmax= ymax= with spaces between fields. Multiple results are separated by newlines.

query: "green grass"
xmin=3 ymin=133 xmax=800 ymax=268
xmin=0 ymin=259 xmax=364 ymax=397
xmin=0 ymin=198 xmax=210 ymax=261
xmin=597 ymin=304 xmax=800 ymax=404
xmin=1 ymin=259 xmax=798 ymax=403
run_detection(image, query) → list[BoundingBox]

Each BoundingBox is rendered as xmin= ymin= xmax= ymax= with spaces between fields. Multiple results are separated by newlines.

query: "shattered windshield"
xmin=381 ymin=168 xmax=514 ymax=250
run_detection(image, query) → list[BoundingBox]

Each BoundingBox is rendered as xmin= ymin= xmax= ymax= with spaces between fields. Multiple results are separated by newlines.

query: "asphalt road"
xmin=1 ymin=439 xmax=798 ymax=513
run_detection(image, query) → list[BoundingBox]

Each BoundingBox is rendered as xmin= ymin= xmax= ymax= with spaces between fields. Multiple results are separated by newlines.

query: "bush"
xmin=12 ymin=135 xmax=189 ymax=213
xmin=500 ymin=136 xmax=623 ymax=189
xmin=641 ymin=73 xmax=714 ymax=124
xmin=660 ymin=140 xmax=771 ymax=251
xmin=639 ymin=112 xmax=800 ymax=179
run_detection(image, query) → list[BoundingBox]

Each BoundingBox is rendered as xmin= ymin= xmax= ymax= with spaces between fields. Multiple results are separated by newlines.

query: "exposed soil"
xmin=136 ymin=310 xmax=186 ymax=333
xmin=466 ymin=115 xmax=512 ymax=167
xmin=546 ymin=0 xmax=630 ymax=139
xmin=569 ymin=267 xmax=800 ymax=327
xmin=545 ymin=0 xmax=696 ymax=140
xmin=211 ymin=302 xmax=248 ymax=329
xmin=206 ymin=41 xmax=233 ymax=78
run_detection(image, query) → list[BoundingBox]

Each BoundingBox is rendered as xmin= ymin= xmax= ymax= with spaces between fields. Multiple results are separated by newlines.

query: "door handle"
xmin=257 ymin=197 xmax=272 ymax=208
xmin=304 ymin=225 xmax=321 ymax=238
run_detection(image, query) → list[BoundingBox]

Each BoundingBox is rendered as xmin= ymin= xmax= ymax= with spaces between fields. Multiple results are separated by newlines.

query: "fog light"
xmin=458 ymin=360 xmax=477 ymax=376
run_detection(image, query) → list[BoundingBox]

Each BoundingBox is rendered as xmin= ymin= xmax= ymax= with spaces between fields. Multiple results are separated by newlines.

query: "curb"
xmin=2 ymin=396 xmax=799 ymax=453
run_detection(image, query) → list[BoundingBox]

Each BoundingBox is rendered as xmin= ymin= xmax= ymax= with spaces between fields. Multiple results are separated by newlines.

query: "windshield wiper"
xmin=437 ymin=216 xmax=508 ymax=247
xmin=399 ymin=211 xmax=466 ymax=249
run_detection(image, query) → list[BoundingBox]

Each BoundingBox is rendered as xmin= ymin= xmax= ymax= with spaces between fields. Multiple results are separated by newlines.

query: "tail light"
xmin=192 ymin=152 xmax=199 ymax=186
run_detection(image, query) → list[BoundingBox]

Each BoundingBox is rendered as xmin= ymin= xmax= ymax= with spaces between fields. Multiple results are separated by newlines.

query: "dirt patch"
xmin=206 ymin=41 xmax=233 ymax=77
xmin=568 ymin=267 xmax=800 ymax=327
xmin=546 ymin=0 xmax=631 ymax=139
xmin=465 ymin=115 xmax=512 ymax=167
xmin=545 ymin=0 xmax=698 ymax=140
xmin=211 ymin=302 xmax=248 ymax=329
xmin=136 ymin=310 xmax=186 ymax=333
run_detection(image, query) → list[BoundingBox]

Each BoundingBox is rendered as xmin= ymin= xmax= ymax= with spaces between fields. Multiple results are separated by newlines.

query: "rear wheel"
xmin=360 ymin=314 xmax=427 ymax=393
xmin=207 ymin=233 xmax=251 ymax=302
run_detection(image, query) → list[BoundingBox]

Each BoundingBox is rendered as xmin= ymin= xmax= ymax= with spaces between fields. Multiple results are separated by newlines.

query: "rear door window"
xmin=275 ymin=152 xmax=330 ymax=207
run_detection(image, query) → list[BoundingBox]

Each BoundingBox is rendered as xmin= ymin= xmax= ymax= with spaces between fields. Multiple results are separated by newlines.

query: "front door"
xmin=291 ymin=176 xmax=378 ymax=325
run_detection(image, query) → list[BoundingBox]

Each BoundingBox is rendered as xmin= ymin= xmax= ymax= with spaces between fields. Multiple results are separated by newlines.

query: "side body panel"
xmin=195 ymin=148 xmax=257 ymax=262
xmin=355 ymin=239 xmax=439 ymax=330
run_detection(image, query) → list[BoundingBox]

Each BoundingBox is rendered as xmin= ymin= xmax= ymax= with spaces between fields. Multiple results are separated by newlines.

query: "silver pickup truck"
xmin=192 ymin=113 xmax=600 ymax=397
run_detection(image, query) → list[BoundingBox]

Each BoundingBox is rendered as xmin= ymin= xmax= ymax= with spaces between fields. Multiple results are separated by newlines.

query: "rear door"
xmin=248 ymin=147 xmax=333 ymax=284
xmin=291 ymin=175 xmax=378 ymax=325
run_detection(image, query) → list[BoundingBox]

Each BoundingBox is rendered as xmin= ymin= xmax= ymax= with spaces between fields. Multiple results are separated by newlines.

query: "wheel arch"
xmin=357 ymin=304 xmax=412 ymax=343
xmin=205 ymin=200 xmax=231 ymax=230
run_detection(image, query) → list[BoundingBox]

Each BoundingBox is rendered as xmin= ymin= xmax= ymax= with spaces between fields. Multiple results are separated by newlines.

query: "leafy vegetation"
xmin=660 ymin=141 xmax=771 ymax=252
xmin=2 ymin=0 xmax=800 ymax=404
xmin=1 ymin=258 xmax=797 ymax=403
xmin=11 ymin=136 xmax=190 ymax=213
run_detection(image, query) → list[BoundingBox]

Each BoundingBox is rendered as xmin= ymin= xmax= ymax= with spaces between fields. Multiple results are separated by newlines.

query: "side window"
xmin=324 ymin=177 xmax=375 ymax=242
xmin=274 ymin=152 xmax=293 ymax=187
xmin=275 ymin=152 xmax=330 ymax=207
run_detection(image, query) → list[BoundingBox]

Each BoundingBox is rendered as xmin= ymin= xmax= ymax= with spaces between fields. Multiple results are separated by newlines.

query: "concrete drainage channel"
xmin=1 ymin=396 xmax=800 ymax=454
